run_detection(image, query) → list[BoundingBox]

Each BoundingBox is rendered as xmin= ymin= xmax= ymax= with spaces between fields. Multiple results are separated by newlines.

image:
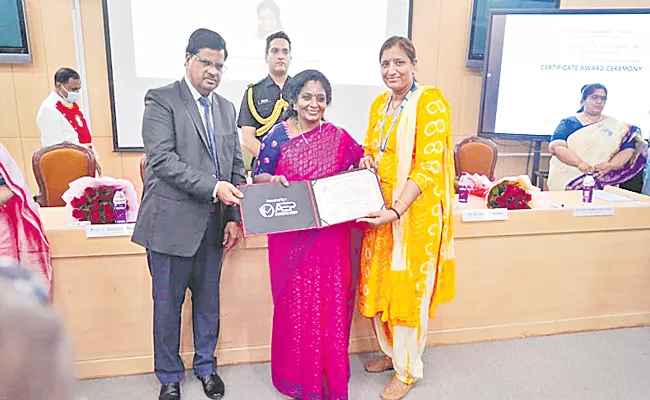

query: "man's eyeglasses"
xmin=192 ymin=54 xmax=227 ymax=73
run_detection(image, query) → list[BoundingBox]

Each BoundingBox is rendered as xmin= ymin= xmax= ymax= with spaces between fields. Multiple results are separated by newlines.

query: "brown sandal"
xmin=364 ymin=355 xmax=394 ymax=373
xmin=380 ymin=376 xmax=414 ymax=400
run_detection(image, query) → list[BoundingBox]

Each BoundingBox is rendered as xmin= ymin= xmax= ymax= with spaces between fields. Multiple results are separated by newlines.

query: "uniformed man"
xmin=238 ymin=31 xmax=292 ymax=170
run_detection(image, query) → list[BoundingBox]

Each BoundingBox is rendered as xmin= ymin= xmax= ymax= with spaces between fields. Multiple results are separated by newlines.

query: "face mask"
xmin=67 ymin=91 xmax=80 ymax=103
xmin=59 ymin=85 xmax=80 ymax=103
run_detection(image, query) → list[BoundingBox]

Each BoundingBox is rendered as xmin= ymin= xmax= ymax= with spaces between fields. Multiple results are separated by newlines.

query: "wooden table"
xmin=42 ymin=187 xmax=650 ymax=379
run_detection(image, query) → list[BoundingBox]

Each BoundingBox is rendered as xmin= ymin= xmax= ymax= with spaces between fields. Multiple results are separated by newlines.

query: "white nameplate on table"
xmin=85 ymin=223 xmax=135 ymax=238
xmin=461 ymin=209 xmax=508 ymax=222
xmin=572 ymin=206 xmax=614 ymax=217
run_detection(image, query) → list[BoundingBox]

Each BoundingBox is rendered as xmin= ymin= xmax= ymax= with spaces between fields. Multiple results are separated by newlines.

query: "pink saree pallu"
xmin=0 ymin=144 xmax=52 ymax=293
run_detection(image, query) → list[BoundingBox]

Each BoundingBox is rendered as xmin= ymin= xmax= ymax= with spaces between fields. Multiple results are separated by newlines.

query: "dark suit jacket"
xmin=132 ymin=79 xmax=245 ymax=257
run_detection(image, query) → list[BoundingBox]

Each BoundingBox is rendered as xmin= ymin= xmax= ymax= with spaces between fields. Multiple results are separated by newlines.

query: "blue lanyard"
xmin=377 ymin=81 xmax=417 ymax=164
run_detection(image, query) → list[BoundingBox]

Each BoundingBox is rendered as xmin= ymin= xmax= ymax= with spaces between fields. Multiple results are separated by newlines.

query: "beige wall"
xmin=2 ymin=0 xmax=649 ymax=195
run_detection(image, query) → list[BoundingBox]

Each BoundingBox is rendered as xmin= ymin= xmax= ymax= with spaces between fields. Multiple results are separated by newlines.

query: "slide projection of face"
xmin=106 ymin=0 xmax=410 ymax=148
xmin=483 ymin=13 xmax=650 ymax=139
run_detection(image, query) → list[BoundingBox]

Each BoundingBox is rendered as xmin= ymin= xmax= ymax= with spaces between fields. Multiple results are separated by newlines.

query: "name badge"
xmin=461 ymin=209 xmax=508 ymax=222
xmin=86 ymin=223 xmax=136 ymax=238
xmin=258 ymin=98 xmax=270 ymax=105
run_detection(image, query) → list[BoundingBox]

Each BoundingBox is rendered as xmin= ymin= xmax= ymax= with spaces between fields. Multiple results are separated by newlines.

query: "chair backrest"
xmin=454 ymin=136 xmax=498 ymax=180
xmin=32 ymin=143 xmax=97 ymax=207
xmin=139 ymin=154 xmax=146 ymax=183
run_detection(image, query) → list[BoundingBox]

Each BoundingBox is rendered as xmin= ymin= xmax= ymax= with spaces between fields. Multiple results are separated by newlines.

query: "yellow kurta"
xmin=359 ymin=87 xmax=455 ymax=328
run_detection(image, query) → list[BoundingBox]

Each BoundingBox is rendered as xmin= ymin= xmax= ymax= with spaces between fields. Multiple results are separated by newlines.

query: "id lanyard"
xmin=375 ymin=81 xmax=417 ymax=166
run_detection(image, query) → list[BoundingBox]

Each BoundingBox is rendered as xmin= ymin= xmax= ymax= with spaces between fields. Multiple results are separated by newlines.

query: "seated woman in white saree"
xmin=547 ymin=83 xmax=647 ymax=191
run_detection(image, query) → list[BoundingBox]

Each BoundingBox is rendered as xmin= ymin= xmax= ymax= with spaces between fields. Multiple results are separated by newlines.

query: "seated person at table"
xmin=0 ymin=143 xmax=52 ymax=293
xmin=254 ymin=69 xmax=363 ymax=400
xmin=547 ymin=83 xmax=647 ymax=191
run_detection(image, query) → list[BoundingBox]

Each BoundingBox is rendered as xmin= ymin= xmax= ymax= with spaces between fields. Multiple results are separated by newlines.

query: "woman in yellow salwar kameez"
xmin=357 ymin=36 xmax=456 ymax=400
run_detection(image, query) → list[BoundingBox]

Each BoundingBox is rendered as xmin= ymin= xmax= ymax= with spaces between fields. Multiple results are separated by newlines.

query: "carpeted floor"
xmin=78 ymin=327 xmax=650 ymax=400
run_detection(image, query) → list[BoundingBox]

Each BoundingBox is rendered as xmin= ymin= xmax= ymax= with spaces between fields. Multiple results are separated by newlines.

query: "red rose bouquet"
xmin=62 ymin=176 xmax=140 ymax=224
xmin=485 ymin=175 xmax=540 ymax=210
xmin=70 ymin=185 xmax=117 ymax=224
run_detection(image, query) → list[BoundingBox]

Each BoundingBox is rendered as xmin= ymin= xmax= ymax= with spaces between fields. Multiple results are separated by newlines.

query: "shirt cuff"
xmin=212 ymin=181 xmax=220 ymax=203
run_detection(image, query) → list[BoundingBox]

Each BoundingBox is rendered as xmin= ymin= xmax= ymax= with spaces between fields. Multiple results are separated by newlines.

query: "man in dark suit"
xmin=132 ymin=28 xmax=245 ymax=400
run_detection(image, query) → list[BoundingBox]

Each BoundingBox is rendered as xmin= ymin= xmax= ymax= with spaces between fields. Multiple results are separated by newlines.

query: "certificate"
xmin=239 ymin=168 xmax=386 ymax=236
xmin=311 ymin=168 xmax=386 ymax=226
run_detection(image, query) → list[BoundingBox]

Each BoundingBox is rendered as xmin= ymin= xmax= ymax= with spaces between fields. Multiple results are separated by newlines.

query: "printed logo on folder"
xmin=258 ymin=199 xmax=298 ymax=218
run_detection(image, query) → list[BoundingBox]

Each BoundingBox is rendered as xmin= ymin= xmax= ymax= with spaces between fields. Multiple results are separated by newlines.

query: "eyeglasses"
xmin=589 ymin=94 xmax=607 ymax=102
xmin=192 ymin=54 xmax=227 ymax=73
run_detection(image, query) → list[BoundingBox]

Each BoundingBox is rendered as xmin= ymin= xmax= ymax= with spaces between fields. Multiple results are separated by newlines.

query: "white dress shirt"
xmin=36 ymin=91 xmax=81 ymax=147
xmin=36 ymin=91 xmax=99 ymax=160
xmin=183 ymin=77 xmax=220 ymax=201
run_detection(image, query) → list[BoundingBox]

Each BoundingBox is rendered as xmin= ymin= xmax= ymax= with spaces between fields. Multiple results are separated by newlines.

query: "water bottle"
xmin=582 ymin=174 xmax=595 ymax=204
xmin=458 ymin=173 xmax=470 ymax=207
xmin=112 ymin=187 xmax=128 ymax=224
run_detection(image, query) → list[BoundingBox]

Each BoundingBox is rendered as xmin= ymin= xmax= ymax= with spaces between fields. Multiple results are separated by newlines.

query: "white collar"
xmin=49 ymin=90 xmax=66 ymax=103
xmin=184 ymin=75 xmax=212 ymax=104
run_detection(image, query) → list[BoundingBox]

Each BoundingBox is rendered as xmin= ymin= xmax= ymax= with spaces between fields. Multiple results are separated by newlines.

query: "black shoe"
xmin=196 ymin=372 xmax=225 ymax=399
xmin=159 ymin=382 xmax=180 ymax=400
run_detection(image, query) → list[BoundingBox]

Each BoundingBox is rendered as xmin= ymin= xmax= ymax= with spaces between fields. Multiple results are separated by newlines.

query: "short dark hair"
xmin=54 ymin=68 xmax=80 ymax=85
xmin=379 ymin=36 xmax=417 ymax=64
xmin=185 ymin=28 xmax=228 ymax=61
xmin=284 ymin=70 xmax=332 ymax=119
xmin=265 ymin=31 xmax=291 ymax=55
xmin=578 ymin=83 xmax=608 ymax=112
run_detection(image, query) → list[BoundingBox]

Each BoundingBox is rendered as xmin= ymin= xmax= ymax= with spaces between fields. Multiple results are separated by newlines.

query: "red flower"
xmin=70 ymin=197 xmax=82 ymax=208
xmin=90 ymin=206 xmax=101 ymax=218
xmin=103 ymin=204 xmax=115 ymax=223
xmin=84 ymin=187 xmax=96 ymax=197
xmin=72 ymin=208 xmax=88 ymax=220
xmin=487 ymin=181 xmax=532 ymax=210
xmin=79 ymin=195 xmax=89 ymax=205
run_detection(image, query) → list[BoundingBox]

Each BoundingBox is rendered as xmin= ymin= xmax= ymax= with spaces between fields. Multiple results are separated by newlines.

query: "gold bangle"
xmin=395 ymin=199 xmax=408 ymax=209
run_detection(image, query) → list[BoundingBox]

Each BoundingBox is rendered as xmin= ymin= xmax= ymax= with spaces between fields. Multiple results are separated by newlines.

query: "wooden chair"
xmin=454 ymin=136 xmax=499 ymax=181
xmin=32 ymin=143 xmax=98 ymax=207
xmin=139 ymin=154 xmax=146 ymax=183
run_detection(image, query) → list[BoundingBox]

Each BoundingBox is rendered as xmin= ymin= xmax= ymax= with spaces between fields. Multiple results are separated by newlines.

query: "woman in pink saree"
xmin=254 ymin=70 xmax=364 ymax=399
xmin=0 ymin=143 xmax=52 ymax=293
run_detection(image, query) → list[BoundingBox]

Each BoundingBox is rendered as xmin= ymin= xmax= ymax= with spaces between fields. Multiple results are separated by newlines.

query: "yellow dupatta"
xmin=392 ymin=86 xmax=456 ymax=321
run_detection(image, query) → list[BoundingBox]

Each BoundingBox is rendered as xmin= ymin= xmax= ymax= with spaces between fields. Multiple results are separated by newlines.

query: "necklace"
xmin=582 ymin=112 xmax=602 ymax=125
xmin=294 ymin=118 xmax=320 ymax=145
xmin=388 ymin=99 xmax=403 ymax=114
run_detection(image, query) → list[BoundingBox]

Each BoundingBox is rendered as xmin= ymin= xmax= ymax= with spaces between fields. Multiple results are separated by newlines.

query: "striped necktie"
xmin=198 ymin=96 xmax=220 ymax=178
